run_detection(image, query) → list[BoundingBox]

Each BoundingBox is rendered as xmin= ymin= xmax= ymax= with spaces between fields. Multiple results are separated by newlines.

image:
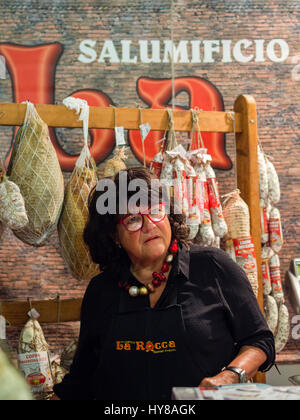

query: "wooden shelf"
xmin=0 ymin=103 xmax=242 ymax=132
xmin=1 ymin=298 xmax=82 ymax=325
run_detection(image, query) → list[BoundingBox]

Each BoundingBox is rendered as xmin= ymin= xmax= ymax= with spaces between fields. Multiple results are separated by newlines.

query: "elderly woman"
xmin=53 ymin=167 xmax=275 ymax=400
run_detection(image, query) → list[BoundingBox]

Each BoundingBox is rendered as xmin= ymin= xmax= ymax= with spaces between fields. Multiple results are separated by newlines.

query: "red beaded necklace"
xmin=118 ymin=239 xmax=178 ymax=297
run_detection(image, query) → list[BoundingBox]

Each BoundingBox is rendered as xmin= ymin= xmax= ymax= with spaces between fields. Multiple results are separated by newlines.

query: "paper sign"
xmin=115 ymin=126 xmax=126 ymax=146
xmin=0 ymin=56 xmax=6 ymax=80
xmin=27 ymin=308 xmax=40 ymax=320
xmin=18 ymin=351 xmax=53 ymax=393
xmin=139 ymin=123 xmax=151 ymax=142
xmin=0 ymin=315 xmax=6 ymax=339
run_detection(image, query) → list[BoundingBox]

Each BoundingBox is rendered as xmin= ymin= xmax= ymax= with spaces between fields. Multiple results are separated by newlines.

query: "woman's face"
xmin=116 ymin=205 xmax=172 ymax=267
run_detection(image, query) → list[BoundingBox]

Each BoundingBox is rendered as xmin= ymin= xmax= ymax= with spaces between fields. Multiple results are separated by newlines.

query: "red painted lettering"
xmin=0 ymin=42 xmax=63 ymax=168
xmin=129 ymin=77 xmax=231 ymax=169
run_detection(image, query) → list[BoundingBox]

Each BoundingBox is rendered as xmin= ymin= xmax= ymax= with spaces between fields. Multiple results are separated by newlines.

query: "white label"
xmin=18 ymin=351 xmax=53 ymax=393
xmin=0 ymin=56 xmax=6 ymax=80
xmin=139 ymin=122 xmax=151 ymax=142
xmin=27 ymin=308 xmax=40 ymax=320
xmin=115 ymin=126 xmax=126 ymax=146
xmin=0 ymin=315 xmax=6 ymax=339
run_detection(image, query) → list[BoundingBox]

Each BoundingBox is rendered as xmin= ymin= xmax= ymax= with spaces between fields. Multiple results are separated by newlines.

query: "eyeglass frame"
xmin=118 ymin=202 xmax=167 ymax=232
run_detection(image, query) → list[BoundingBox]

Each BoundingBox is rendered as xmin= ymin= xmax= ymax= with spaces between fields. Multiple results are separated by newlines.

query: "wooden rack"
xmin=0 ymin=94 xmax=263 ymax=321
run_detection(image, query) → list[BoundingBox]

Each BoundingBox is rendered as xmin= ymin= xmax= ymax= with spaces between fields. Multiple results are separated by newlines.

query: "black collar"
xmin=176 ymin=242 xmax=190 ymax=279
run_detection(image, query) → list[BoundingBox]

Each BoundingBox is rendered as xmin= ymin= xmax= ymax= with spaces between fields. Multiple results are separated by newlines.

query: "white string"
xmin=62 ymin=97 xmax=90 ymax=147
xmin=170 ymin=0 xmax=175 ymax=110
xmin=63 ymin=97 xmax=91 ymax=168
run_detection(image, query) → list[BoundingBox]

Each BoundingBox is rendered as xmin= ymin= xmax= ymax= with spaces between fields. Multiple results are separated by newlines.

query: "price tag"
xmin=139 ymin=123 xmax=151 ymax=142
xmin=27 ymin=308 xmax=40 ymax=320
xmin=0 ymin=315 xmax=6 ymax=339
xmin=0 ymin=56 xmax=6 ymax=80
xmin=115 ymin=126 xmax=126 ymax=146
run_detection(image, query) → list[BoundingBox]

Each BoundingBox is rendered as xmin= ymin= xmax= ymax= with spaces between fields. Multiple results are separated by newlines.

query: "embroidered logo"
xmin=116 ymin=340 xmax=176 ymax=353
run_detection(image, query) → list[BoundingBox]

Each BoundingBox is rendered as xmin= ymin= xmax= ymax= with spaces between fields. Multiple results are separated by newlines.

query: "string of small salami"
xmin=258 ymin=144 xmax=289 ymax=354
xmin=149 ymin=108 xmax=228 ymax=248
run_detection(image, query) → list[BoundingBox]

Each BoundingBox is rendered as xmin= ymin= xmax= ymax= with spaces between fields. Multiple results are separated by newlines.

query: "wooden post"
xmin=234 ymin=95 xmax=265 ymax=384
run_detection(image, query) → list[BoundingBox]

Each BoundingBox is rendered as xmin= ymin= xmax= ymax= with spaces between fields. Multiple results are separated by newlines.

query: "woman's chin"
xmin=143 ymin=241 xmax=166 ymax=258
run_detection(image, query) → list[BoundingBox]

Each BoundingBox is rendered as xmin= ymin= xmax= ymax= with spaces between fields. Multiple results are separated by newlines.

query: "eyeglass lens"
xmin=123 ymin=203 xmax=165 ymax=231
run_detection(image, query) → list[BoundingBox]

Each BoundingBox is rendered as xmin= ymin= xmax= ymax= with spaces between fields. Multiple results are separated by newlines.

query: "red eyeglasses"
xmin=118 ymin=202 xmax=166 ymax=232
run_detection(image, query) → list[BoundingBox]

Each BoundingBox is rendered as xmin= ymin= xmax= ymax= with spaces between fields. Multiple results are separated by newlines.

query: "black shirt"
xmin=54 ymin=244 xmax=275 ymax=400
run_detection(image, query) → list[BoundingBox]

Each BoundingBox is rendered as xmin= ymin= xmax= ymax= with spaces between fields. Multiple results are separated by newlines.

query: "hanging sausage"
xmin=222 ymin=190 xmax=258 ymax=297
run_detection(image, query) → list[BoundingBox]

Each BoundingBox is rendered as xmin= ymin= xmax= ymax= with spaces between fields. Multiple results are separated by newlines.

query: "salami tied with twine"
xmin=6 ymin=102 xmax=64 ymax=246
xmin=257 ymin=145 xmax=269 ymax=204
xmin=264 ymin=294 xmax=278 ymax=335
xmin=222 ymin=189 xmax=258 ymax=297
xmin=275 ymin=303 xmax=290 ymax=353
xmin=265 ymin=156 xmax=281 ymax=205
xmin=269 ymin=206 xmax=283 ymax=253
xmin=0 ymin=164 xmax=28 ymax=230
xmin=58 ymin=97 xmax=100 ymax=281
xmin=104 ymin=147 xmax=127 ymax=177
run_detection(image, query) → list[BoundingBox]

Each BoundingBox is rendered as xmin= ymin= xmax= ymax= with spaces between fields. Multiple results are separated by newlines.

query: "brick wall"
xmin=0 ymin=0 xmax=299 ymax=361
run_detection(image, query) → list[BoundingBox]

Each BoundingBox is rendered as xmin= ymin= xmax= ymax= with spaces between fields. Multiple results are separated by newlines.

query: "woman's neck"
xmin=129 ymin=254 xmax=168 ymax=285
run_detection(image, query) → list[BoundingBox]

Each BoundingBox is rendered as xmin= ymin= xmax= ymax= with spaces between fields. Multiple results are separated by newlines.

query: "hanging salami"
xmin=269 ymin=253 xmax=284 ymax=304
xmin=222 ymin=190 xmax=258 ymax=297
xmin=185 ymin=159 xmax=200 ymax=240
xmin=149 ymin=145 xmax=165 ymax=179
xmin=260 ymin=199 xmax=269 ymax=244
xmin=275 ymin=303 xmax=290 ymax=353
xmin=204 ymin=162 xmax=228 ymax=238
xmin=269 ymin=206 xmax=283 ymax=253
xmin=262 ymin=258 xmax=272 ymax=296
xmin=264 ymin=294 xmax=278 ymax=335
xmin=257 ymin=145 xmax=269 ymax=204
xmin=265 ymin=156 xmax=281 ymax=204
xmin=104 ymin=147 xmax=127 ymax=177
xmin=0 ymin=167 xmax=28 ymax=231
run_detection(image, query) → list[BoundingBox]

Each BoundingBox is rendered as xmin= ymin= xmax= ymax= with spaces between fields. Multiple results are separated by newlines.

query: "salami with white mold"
xmin=264 ymin=295 xmax=278 ymax=335
xmin=275 ymin=303 xmax=290 ymax=353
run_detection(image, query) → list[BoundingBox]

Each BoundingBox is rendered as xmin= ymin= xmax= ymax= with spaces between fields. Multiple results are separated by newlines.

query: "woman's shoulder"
xmin=186 ymin=244 xmax=245 ymax=281
xmin=83 ymin=267 xmax=120 ymax=302
xmin=188 ymin=243 xmax=230 ymax=264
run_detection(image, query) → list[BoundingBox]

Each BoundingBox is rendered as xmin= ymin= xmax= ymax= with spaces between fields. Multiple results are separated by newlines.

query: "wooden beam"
xmin=1 ymin=298 xmax=82 ymax=325
xmin=0 ymin=103 xmax=243 ymax=132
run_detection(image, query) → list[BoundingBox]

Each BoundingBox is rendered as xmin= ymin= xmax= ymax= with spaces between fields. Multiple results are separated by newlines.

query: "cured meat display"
xmin=257 ymin=146 xmax=289 ymax=354
xmin=0 ymin=98 xmax=293 ymax=399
